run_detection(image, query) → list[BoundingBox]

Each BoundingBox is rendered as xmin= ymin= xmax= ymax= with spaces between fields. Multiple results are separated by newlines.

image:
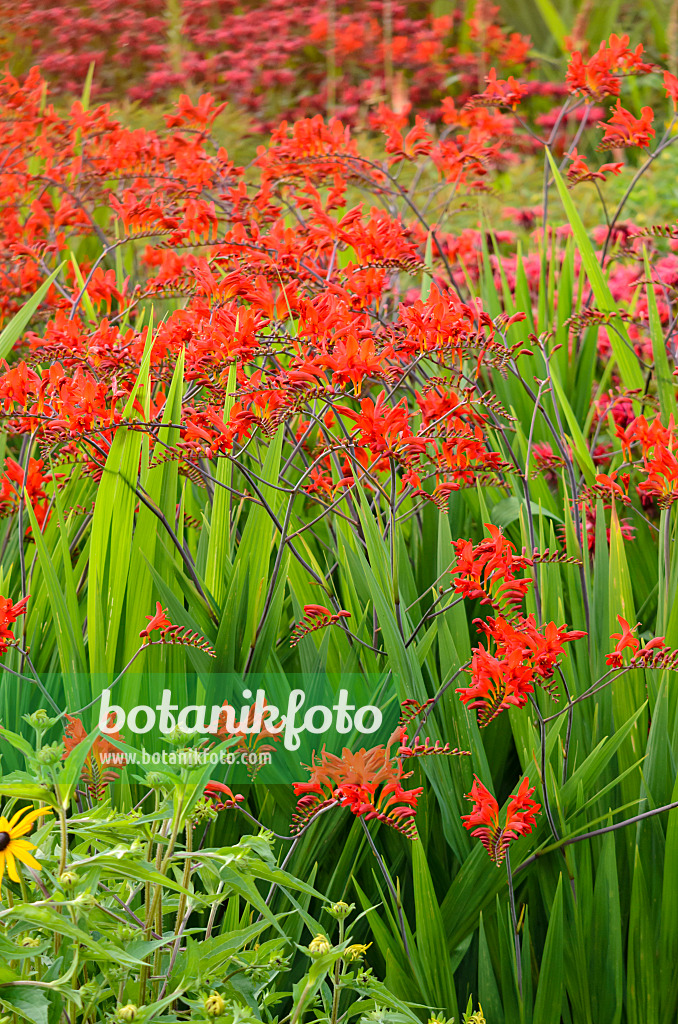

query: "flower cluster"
xmin=5 ymin=0 xmax=531 ymax=125
xmin=462 ymin=775 xmax=540 ymax=864
xmin=291 ymin=701 xmax=469 ymax=839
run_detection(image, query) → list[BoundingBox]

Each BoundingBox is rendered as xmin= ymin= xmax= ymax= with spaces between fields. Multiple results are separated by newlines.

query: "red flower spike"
xmin=63 ymin=715 xmax=126 ymax=802
xmin=292 ymin=700 xmax=469 ymax=839
xmin=139 ymin=603 xmax=216 ymax=657
xmin=0 ymin=595 xmax=30 ymax=657
xmin=204 ymin=781 xmax=245 ymax=810
xmin=290 ymin=605 xmax=351 ymax=647
xmin=462 ymin=775 xmax=540 ymax=864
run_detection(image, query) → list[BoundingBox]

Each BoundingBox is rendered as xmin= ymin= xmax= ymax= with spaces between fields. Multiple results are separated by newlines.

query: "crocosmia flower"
xmin=462 ymin=775 xmax=540 ymax=864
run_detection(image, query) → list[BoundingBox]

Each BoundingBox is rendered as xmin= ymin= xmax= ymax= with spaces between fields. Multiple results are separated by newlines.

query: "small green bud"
xmin=175 ymin=746 xmax=203 ymax=769
xmin=24 ymin=709 xmax=58 ymax=730
xmin=74 ymin=892 xmax=98 ymax=911
xmin=35 ymin=741 xmax=65 ymax=765
xmin=145 ymin=772 xmax=165 ymax=788
xmin=326 ymin=899 xmax=354 ymax=920
xmin=189 ymin=796 xmax=218 ymax=826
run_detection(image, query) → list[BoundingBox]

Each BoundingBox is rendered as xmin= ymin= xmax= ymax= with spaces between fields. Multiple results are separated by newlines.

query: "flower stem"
xmin=505 ymin=849 xmax=522 ymax=999
xmin=174 ymin=822 xmax=193 ymax=935
xmin=330 ymin=919 xmax=344 ymax=1024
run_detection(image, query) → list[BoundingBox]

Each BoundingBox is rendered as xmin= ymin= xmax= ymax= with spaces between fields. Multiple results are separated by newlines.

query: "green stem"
xmin=330 ymin=919 xmax=344 ymax=1024
xmin=174 ymin=823 xmax=193 ymax=935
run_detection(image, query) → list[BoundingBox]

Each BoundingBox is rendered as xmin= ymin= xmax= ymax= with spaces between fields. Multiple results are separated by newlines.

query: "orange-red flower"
xmin=462 ymin=775 xmax=540 ymax=863
xmin=63 ymin=715 xmax=127 ymax=802
xmin=139 ymin=602 xmax=175 ymax=641
xmin=204 ymin=781 xmax=245 ymax=810
xmin=292 ymin=743 xmax=424 ymax=839
xmin=0 ymin=595 xmax=29 ymax=656
xmin=598 ymin=101 xmax=655 ymax=149
xmin=605 ymin=614 xmax=640 ymax=668
xmin=450 ymin=525 xmax=532 ymax=616
xmin=290 ymin=605 xmax=351 ymax=647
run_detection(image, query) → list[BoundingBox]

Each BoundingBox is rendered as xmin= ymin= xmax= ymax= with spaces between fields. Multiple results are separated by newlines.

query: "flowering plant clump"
xmin=1 ymin=16 xmax=678 ymax=1024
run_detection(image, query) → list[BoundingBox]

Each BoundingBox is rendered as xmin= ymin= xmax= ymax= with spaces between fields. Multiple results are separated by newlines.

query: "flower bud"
xmin=24 ymin=709 xmax=55 ymax=729
xmin=115 ymin=1006 xmax=138 ymax=1023
xmin=189 ymin=796 xmax=218 ymax=826
xmin=175 ymin=746 xmax=203 ymax=769
xmin=205 ymin=992 xmax=227 ymax=1017
xmin=20 ymin=935 xmax=41 ymax=947
xmin=59 ymin=870 xmax=78 ymax=889
xmin=308 ymin=933 xmax=332 ymax=956
xmin=327 ymin=900 xmax=354 ymax=920
xmin=74 ymin=892 xmax=98 ymax=910
xmin=36 ymin=741 xmax=65 ymax=765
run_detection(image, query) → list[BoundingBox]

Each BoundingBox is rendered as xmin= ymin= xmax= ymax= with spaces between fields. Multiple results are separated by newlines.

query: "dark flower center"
xmin=0 ymin=832 xmax=10 ymax=852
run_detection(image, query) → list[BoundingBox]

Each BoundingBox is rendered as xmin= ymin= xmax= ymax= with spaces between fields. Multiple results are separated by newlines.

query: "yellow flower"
xmin=0 ymin=805 xmax=52 ymax=885
xmin=308 ymin=933 xmax=332 ymax=956
xmin=343 ymin=942 xmax=372 ymax=961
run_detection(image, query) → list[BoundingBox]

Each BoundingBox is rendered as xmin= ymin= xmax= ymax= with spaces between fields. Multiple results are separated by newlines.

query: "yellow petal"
xmin=7 ymin=805 xmax=31 ymax=829
xmin=4 ymin=850 xmax=19 ymax=883
xmin=11 ymin=846 xmax=41 ymax=872
xmin=0 ymin=817 xmax=10 ymax=832
xmin=10 ymin=808 xmax=53 ymax=839
xmin=0 ymin=852 xmax=5 ymax=888
xmin=9 ymin=839 xmax=37 ymax=853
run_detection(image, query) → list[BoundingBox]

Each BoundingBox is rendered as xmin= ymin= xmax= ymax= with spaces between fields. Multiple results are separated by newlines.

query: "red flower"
xmin=292 ymin=744 xmax=424 ymax=839
xmin=457 ymin=641 xmax=536 ymax=726
xmin=462 ymin=775 xmax=540 ymax=864
xmin=566 ymin=35 xmax=652 ymax=99
xmin=605 ymin=614 xmax=640 ymax=667
xmin=664 ymin=71 xmax=678 ymax=109
xmin=292 ymin=704 xmax=468 ymax=839
xmin=204 ymin=781 xmax=245 ymax=810
xmin=598 ymin=101 xmax=655 ymax=149
xmin=479 ymin=68 xmax=527 ymax=110
xmin=566 ymin=148 xmax=624 ymax=184
xmin=450 ymin=525 xmax=532 ymax=617
xmin=0 ymin=595 xmax=29 ymax=656
xmin=290 ymin=605 xmax=351 ymax=647
xmin=139 ymin=602 xmax=175 ymax=641
xmin=63 ymin=715 xmax=126 ymax=802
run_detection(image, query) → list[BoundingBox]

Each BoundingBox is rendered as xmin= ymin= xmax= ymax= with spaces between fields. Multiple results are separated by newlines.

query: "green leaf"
xmin=0 ymin=263 xmax=65 ymax=361
xmin=644 ymin=248 xmax=675 ymax=425
xmin=412 ymin=840 xmax=459 ymax=1017
xmin=491 ymin=496 xmax=563 ymax=529
xmin=0 ymin=984 xmax=50 ymax=1024
xmin=590 ymin=830 xmax=623 ymax=1024
xmin=530 ymin=0 xmax=567 ymax=49
xmin=546 ymin=150 xmax=644 ymax=391
xmin=533 ymin=874 xmax=563 ymax=1024
xmin=478 ymin=913 xmax=504 ymax=1024
xmin=627 ymin=846 xmax=658 ymax=1024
